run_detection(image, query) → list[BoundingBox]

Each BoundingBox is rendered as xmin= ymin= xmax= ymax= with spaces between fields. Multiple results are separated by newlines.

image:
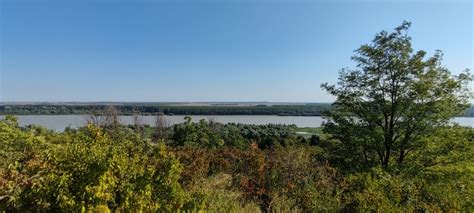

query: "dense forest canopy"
xmin=0 ymin=104 xmax=332 ymax=116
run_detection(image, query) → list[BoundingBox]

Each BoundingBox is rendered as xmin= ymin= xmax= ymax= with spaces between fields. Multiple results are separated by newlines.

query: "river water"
xmin=0 ymin=115 xmax=473 ymax=131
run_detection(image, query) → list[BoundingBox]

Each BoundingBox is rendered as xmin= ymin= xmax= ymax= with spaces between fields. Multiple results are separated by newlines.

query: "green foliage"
xmin=187 ymin=173 xmax=261 ymax=212
xmin=172 ymin=118 xmax=224 ymax=148
xmin=1 ymin=115 xmax=473 ymax=212
xmin=234 ymin=146 xmax=341 ymax=212
xmin=342 ymin=163 xmax=473 ymax=211
xmin=0 ymin=115 xmax=52 ymax=210
xmin=321 ymin=21 xmax=472 ymax=168
xmin=0 ymin=119 xmax=197 ymax=211
xmin=170 ymin=117 xmax=304 ymax=149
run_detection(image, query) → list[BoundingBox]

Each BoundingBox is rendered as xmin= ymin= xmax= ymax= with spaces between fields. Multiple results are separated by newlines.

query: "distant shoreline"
xmin=1 ymin=103 xmax=473 ymax=117
xmin=0 ymin=101 xmax=331 ymax=106
xmin=0 ymin=103 xmax=331 ymax=116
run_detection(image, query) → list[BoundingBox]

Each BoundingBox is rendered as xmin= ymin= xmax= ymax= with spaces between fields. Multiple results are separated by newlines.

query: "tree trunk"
xmin=397 ymin=149 xmax=405 ymax=164
xmin=382 ymin=149 xmax=390 ymax=167
xmin=382 ymin=133 xmax=393 ymax=167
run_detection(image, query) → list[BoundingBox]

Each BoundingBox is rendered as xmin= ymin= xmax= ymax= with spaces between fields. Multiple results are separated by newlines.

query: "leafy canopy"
xmin=321 ymin=21 xmax=472 ymax=168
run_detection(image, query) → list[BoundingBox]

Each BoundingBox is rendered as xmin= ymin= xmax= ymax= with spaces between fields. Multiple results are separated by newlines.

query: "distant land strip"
xmin=0 ymin=103 xmax=473 ymax=117
xmin=0 ymin=103 xmax=331 ymax=116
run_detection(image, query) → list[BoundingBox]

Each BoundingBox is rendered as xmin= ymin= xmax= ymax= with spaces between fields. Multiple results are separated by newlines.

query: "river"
xmin=1 ymin=115 xmax=473 ymax=131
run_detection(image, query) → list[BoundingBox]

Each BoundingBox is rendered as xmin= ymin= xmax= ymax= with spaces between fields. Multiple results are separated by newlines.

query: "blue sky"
xmin=1 ymin=0 xmax=472 ymax=102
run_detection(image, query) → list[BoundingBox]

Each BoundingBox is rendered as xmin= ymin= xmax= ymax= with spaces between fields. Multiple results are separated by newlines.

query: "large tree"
xmin=321 ymin=21 xmax=472 ymax=168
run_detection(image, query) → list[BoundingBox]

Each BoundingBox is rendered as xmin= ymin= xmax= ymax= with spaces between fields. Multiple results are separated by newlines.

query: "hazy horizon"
xmin=0 ymin=101 xmax=331 ymax=105
xmin=1 ymin=0 xmax=472 ymax=102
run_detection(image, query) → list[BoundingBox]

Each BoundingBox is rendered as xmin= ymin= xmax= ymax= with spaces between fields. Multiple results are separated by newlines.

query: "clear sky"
xmin=1 ymin=0 xmax=472 ymax=102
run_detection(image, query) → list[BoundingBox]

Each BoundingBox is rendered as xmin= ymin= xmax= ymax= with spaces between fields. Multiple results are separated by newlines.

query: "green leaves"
xmin=321 ymin=21 xmax=472 ymax=168
xmin=0 ymin=118 xmax=193 ymax=211
xmin=317 ymin=22 xmax=474 ymax=211
xmin=1 ymin=114 xmax=473 ymax=211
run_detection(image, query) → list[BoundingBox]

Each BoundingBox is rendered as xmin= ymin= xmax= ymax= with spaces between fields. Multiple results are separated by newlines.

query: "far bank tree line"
xmin=2 ymin=103 xmax=474 ymax=117
xmin=0 ymin=104 xmax=331 ymax=116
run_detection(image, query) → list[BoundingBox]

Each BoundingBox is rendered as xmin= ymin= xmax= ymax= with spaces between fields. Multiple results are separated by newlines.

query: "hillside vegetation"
xmin=0 ymin=114 xmax=472 ymax=212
